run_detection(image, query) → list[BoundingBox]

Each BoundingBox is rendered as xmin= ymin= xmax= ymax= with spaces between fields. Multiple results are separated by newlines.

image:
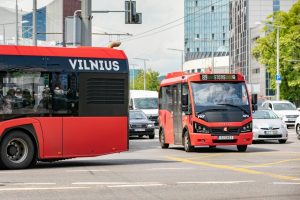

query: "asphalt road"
xmin=0 ymin=128 xmax=299 ymax=200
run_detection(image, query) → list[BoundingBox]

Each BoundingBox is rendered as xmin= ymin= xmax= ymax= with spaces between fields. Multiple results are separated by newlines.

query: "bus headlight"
xmin=240 ymin=122 xmax=252 ymax=133
xmin=194 ymin=123 xmax=210 ymax=134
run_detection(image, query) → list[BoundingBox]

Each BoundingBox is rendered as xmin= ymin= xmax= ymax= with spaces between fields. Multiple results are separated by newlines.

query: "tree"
xmin=252 ymin=0 xmax=300 ymax=103
xmin=130 ymin=69 xmax=160 ymax=91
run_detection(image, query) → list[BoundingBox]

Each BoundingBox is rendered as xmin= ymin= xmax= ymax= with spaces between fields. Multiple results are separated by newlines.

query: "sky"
xmin=0 ymin=0 xmax=184 ymax=75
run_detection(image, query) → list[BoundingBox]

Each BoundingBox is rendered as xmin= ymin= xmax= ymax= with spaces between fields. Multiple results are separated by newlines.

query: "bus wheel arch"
xmin=0 ymin=127 xmax=38 ymax=169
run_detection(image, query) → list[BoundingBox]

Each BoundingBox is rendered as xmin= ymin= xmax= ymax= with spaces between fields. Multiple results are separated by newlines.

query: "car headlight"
xmin=147 ymin=123 xmax=154 ymax=128
xmin=241 ymin=122 xmax=252 ymax=133
xmin=281 ymin=123 xmax=286 ymax=129
xmin=194 ymin=122 xmax=210 ymax=133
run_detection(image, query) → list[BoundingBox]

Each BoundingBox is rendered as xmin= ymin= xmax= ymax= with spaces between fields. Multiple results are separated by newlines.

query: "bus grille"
xmin=86 ymin=78 xmax=125 ymax=104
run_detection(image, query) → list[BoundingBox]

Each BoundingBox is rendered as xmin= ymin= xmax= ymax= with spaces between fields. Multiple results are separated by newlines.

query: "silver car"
xmin=252 ymin=110 xmax=288 ymax=143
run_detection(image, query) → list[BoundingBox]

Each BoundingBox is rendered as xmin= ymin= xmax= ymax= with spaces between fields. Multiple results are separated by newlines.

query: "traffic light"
xmin=125 ymin=1 xmax=142 ymax=24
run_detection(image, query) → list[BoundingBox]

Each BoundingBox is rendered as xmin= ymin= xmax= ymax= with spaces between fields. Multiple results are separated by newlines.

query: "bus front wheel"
xmin=159 ymin=129 xmax=169 ymax=149
xmin=237 ymin=145 xmax=247 ymax=152
xmin=183 ymin=131 xmax=194 ymax=152
xmin=0 ymin=131 xmax=36 ymax=169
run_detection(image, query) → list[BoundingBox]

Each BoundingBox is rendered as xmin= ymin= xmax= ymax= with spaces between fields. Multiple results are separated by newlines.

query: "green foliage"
xmin=252 ymin=0 xmax=300 ymax=102
xmin=130 ymin=69 xmax=160 ymax=91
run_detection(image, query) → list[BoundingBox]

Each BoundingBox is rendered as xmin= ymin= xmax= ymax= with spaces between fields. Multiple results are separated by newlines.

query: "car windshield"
xmin=253 ymin=110 xmax=278 ymax=119
xmin=273 ymin=103 xmax=296 ymax=110
xmin=129 ymin=111 xmax=147 ymax=120
xmin=191 ymin=82 xmax=249 ymax=106
xmin=134 ymin=98 xmax=158 ymax=109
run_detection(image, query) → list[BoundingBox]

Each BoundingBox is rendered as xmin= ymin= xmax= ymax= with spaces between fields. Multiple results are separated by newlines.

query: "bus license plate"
xmin=265 ymin=130 xmax=277 ymax=134
xmin=135 ymin=129 xmax=145 ymax=132
xmin=218 ymin=136 xmax=234 ymax=140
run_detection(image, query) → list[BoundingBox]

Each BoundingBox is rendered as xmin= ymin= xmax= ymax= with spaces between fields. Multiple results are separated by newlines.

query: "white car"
xmin=252 ymin=110 xmax=288 ymax=143
xmin=261 ymin=100 xmax=300 ymax=128
xmin=295 ymin=116 xmax=300 ymax=140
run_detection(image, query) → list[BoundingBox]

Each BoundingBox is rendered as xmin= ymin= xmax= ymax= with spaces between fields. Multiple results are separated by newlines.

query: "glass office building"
xmin=184 ymin=0 xmax=229 ymax=61
xmin=22 ymin=7 xmax=46 ymax=41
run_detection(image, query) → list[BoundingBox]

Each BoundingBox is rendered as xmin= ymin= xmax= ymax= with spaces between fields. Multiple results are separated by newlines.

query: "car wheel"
xmin=237 ymin=145 xmax=247 ymax=152
xmin=149 ymin=134 xmax=155 ymax=139
xmin=0 ymin=131 xmax=36 ymax=169
xmin=159 ymin=129 xmax=169 ymax=149
xmin=296 ymin=124 xmax=300 ymax=140
xmin=183 ymin=131 xmax=194 ymax=152
xmin=278 ymin=139 xmax=287 ymax=144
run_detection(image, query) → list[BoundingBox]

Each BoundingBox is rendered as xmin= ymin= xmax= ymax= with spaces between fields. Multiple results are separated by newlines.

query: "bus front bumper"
xmin=190 ymin=132 xmax=253 ymax=146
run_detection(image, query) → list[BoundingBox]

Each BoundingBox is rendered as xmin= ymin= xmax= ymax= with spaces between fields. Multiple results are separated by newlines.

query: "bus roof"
xmin=160 ymin=72 xmax=245 ymax=86
xmin=0 ymin=45 xmax=127 ymax=60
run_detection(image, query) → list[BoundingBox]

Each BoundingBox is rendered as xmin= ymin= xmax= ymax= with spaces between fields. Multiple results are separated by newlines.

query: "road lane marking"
xmin=244 ymin=158 xmax=300 ymax=168
xmin=273 ymin=182 xmax=300 ymax=185
xmin=107 ymin=184 xmax=165 ymax=188
xmin=186 ymin=154 xmax=224 ymax=160
xmin=147 ymin=167 xmax=194 ymax=171
xmin=167 ymin=156 xmax=299 ymax=181
xmin=72 ymin=182 xmax=129 ymax=185
xmin=0 ymin=187 xmax=88 ymax=191
xmin=177 ymin=180 xmax=255 ymax=184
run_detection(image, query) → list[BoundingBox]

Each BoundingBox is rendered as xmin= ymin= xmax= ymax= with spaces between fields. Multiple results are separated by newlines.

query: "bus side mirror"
xmin=251 ymin=94 xmax=257 ymax=111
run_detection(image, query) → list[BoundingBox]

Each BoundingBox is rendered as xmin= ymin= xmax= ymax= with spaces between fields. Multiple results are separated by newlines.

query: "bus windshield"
xmin=191 ymin=82 xmax=249 ymax=113
xmin=134 ymin=98 xmax=158 ymax=109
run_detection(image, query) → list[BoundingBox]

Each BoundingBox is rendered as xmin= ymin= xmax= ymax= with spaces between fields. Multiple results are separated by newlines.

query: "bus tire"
xmin=0 ymin=130 xmax=36 ymax=169
xmin=183 ymin=131 xmax=194 ymax=152
xmin=159 ymin=129 xmax=169 ymax=149
xmin=237 ymin=145 xmax=247 ymax=152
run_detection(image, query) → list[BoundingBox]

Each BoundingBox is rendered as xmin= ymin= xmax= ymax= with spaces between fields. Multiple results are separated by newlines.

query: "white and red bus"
xmin=0 ymin=45 xmax=129 ymax=169
xmin=159 ymin=72 xmax=257 ymax=152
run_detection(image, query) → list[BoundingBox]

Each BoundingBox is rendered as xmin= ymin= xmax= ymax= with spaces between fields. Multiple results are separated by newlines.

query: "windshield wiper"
xmin=216 ymin=104 xmax=250 ymax=115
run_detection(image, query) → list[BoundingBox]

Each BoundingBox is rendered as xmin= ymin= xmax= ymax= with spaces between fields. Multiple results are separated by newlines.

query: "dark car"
xmin=129 ymin=110 xmax=155 ymax=139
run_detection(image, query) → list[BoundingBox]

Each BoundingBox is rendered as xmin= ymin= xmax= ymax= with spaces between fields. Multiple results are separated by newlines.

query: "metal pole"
xmin=181 ymin=51 xmax=184 ymax=72
xmin=211 ymin=40 xmax=214 ymax=72
xmin=143 ymin=60 xmax=146 ymax=90
xmin=15 ymin=0 xmax=19 ymax=45
xmin=248 ymin=27 xmax=251 ymax=83
xmin=32 ymin=0 xmax=37 ymax=46
xmin=3 ymin=25 xmax=5 ymax=44
xmin=276 ymin=27 xmax=280 ymax=101
xmin=73 ymin=10 xmax=81 ymax=46
xmin=81 ymin=0 xmax=92 ymax=46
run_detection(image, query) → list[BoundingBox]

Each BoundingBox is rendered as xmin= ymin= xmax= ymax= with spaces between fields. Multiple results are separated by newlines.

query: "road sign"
xmin=275 ymin=74 xmax=282 ymax=83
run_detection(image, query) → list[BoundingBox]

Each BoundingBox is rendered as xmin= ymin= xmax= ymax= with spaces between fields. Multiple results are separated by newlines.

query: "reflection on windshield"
xmin=253 ymin=110 xmax=278 ymax=119
xmin=134 ymin=98 xmax=158 ymax=109
xmin=273 ymin=103 xmax=296 ymax=111
xmin=191 ymin=82 xmax=249 ymax=106
xmin=129 ymin=111 xmax=147 ymax=120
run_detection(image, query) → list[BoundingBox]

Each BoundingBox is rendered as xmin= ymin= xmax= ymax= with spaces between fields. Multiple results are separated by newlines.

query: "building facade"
xmin=21 ymin=0 xmax=80 ymax=45
xmin=229 ymin=0 xmax=297 ymax=97
xmin=184 ymin=0 xmax=230 ymax=61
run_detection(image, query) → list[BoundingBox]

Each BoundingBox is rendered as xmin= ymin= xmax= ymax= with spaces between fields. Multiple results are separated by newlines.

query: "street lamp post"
xmin=133 ymin=58 xmax=149 ymax=90
xmin=167 ymin=48 xmax=184 ymax=72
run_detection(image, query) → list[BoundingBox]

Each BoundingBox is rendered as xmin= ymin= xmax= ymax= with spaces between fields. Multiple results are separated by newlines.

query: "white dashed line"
xmin=273 ymin=182 xmax=300 ymax=185
xmin=72 ymin=182 xmax=130 ymax=185
xmin=177 ymin=180 xmax=256 ymax=184
xmin=107 ymin=184 xmax=165 ymax=188
xmin=0 ymin=187 xmax=89 ymax=191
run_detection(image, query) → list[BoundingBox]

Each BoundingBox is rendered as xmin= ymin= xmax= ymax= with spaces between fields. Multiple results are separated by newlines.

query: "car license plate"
xmin=135 ymin=129 xmax=145 ymax=132
xmin=264 ymin=130 xmax=277 ymax=134
xmin=218 ymin=136 xmax=234 ymax=140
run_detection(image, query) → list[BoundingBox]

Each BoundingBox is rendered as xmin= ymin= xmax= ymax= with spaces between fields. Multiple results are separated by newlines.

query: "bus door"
xmin=172 ymin=84 xmax=182 ymax=145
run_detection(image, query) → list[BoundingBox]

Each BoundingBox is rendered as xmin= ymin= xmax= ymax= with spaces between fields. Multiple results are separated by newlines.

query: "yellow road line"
xmin=185 ymin=154 xmax=224 ymax=160
xmin=245 ymin=158 xmax=300 ymax=168
xmin=167 ymin=156 xmax=299 ymax=181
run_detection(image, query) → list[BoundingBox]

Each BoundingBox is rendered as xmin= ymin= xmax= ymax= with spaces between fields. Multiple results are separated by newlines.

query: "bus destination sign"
xmin=200 ymin=74 xmax=237 ymax=81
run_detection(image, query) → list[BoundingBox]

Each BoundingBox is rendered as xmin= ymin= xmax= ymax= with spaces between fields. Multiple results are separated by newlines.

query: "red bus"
xmin=0 ymin=45 xmax=129 ymax=169
xmin=159 ymin=72 xmax=257 ymax=152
